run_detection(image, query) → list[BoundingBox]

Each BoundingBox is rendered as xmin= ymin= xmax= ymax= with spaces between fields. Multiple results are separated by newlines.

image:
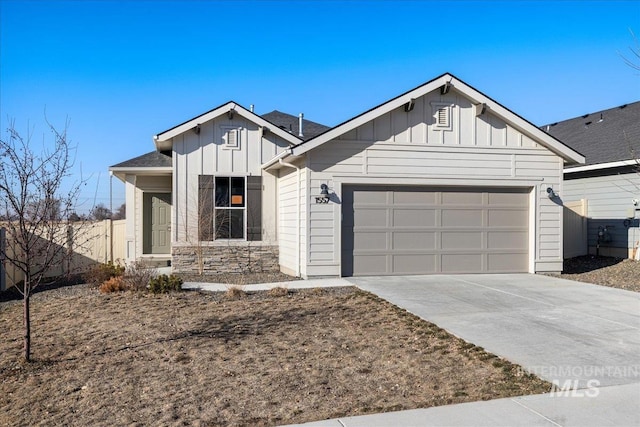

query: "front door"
xmin=143 ymin=193 xmax=171 ymax=254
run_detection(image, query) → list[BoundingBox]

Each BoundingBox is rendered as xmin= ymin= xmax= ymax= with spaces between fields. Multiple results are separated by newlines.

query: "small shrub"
xmin=267 ymin=286 xmax=288 ymax=297
xmin=225 ymin=285 xmax=246 ymax=300
xmin=149 ymin=274 xmax=183 ymax=294
xmin=99 ymin=276 xmax=128 ymax=293
xmin=85 ymin=262 xmax=125 ymax=287
xmin=123 ymin=261 xmax=157 ymax=291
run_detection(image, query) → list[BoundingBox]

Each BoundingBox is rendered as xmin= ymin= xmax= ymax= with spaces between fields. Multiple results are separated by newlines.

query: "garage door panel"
xmin=442 ymin=254 xmax=483 ymax=273
xmin=442 ymin=210 xmax=484 ymax=227
xmin=353 ymin=255 xmax=388 ymax=274
xmin=354 ymin=208 xmax=388 ymax=227
xmin=353 ymin=190 xmax=387 ymax=204
xmin=441 ymin=231 xmax=482 ymax=250
xmin=354 ymin=232 xmax=387 ymax=250
xmin=488 ymin=192 xmax=529 ymax=205
xmin=393 ymin=191 xmax=436 ymax=204
xmin=488 ymin=253 xmax=528 ymax=272
xmin=393 ymin=209 xmax=436 ymax=227
xmin=393 ymin=254 xmax=436 ymax=273
xmin=488 ymin=231 xmax=528 ymax=249
xmin=488 ymin=209 xmax=528 ymax=227
xmin=393 ymin=232 xmax=436 ymax=250
xmin=441 ymin=191 xmax=483 ymax=205
xmin=342 ymin=186 xmax=529 ymax=276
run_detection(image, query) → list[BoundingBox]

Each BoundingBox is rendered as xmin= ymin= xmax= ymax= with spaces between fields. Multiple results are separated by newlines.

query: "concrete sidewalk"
xmin=283 ymin=382 xmax=640 ymax=426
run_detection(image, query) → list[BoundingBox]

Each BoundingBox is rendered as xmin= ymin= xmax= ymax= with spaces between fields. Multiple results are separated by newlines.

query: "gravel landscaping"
xmin=555 ymin=255 xmax=640 ymax=292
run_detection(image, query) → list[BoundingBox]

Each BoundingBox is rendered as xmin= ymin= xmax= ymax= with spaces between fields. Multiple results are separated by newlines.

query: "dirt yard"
xmin=0 ymin=285 xmax=548 ymax=426
xmin=558 ymin=256 xmax=640 ymax=292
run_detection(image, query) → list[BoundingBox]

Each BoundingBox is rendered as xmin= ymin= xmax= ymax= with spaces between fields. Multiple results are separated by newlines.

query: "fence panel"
xmin=0 ymin=219 xmax=126 ymax=290
xmin=563 ymin=199 xmax=588 ymax=259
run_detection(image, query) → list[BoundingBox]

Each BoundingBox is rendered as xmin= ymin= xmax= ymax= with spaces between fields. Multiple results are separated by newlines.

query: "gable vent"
xmin=431 ymin=102 xmax=453 ymax=131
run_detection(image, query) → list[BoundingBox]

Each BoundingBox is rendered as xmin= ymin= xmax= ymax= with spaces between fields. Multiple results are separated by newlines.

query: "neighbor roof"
xmin=260 ymin=110 xmax=330 ymax=141
xmin=543 ymin=101 xmax=640 ymax=169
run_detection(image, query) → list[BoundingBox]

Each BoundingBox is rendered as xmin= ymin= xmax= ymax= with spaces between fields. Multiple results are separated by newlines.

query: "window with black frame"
xmin=214 ymin=176 xmax=245 ymax=239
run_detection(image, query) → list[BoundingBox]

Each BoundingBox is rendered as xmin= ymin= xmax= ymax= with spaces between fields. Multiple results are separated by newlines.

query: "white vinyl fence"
xmin=0 ymin=220 xmax=126 ymax=291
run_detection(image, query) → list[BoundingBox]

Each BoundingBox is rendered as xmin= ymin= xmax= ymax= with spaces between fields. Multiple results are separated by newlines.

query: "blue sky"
xmin=1 ymin=0 xmax=639 ymax=213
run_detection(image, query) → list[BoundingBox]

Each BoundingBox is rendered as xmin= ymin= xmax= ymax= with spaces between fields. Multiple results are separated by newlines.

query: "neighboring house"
xmin=545 ymin=101 xmax=640 ymax=259
xmin=110 ymin=73 xmax=584 ymax=277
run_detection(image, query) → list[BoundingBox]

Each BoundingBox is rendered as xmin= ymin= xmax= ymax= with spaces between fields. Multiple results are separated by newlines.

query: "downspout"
xmin=279 ymin=158 xmax=301 ymax=277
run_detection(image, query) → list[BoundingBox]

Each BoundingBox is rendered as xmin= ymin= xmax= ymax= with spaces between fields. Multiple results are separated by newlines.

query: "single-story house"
xmin=544 ymin=101 xmax=640 ymax=259
xmin=110 ymin=73 xmax=584 ymax=277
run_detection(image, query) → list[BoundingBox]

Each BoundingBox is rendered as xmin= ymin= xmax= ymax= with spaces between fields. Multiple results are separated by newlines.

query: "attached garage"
xmin=269 ymin=73 xmax=585 ymax=278
xmin=341 ymin=186 xmax=530 ymax=276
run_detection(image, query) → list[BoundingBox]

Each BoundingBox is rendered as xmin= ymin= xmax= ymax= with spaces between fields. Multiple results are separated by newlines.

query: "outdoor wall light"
xmin=546 ymin=187 xmax=558 ymax=199
xmin=315 ymin=184 xmax=330 ymax=204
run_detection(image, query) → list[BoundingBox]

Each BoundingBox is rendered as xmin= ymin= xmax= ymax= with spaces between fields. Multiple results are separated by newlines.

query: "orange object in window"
xmin=231 ymin=195 xmax=243 ymax=205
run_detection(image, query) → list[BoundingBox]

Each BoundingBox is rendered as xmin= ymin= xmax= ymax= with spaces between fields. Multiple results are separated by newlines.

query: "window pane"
xmin=215 ymin=177 xmax=229 ymax=207
xmin=215 ymin=209 xmax=230 ymax=238
xmin=231 ymin=177 xmax=245 ymax=207
xmin=230 ymin=210 xmax=244 ymax=239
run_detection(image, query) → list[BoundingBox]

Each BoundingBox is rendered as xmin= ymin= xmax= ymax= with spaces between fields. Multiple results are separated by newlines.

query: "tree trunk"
xmin=23 ymin=287 xmax=31 ymax=362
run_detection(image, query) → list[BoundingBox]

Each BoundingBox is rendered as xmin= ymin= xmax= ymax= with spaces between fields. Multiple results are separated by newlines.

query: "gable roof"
xmin=542 ymin=101 xmax=640 ymax=171
xmin=286 ymin=73 xmax=584 ymax=165
xmin=110 ymin=150 xmax=172 ymax=168
xmin=260 ymin=110 xmax=330 ymax=141
xmin=109 ymin=150 xmax=173 ymax=181
xmin=153 ymin=101 xmax=304 ymax=150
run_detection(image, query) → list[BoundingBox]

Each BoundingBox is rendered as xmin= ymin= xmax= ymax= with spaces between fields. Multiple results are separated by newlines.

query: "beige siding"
xmin=306 ymin=89 xmax=564 ymax=275
xmin=277 ymin=165 xmax=307 ymax=275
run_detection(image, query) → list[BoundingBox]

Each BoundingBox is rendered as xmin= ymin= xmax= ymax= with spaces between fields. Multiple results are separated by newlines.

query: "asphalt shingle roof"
xmin=543 ymin=101 xmax=640 ymax=167
xmin=260 ymin=110 xmax=330 ymax=141
xmin=110 ymin=150 xmax=172 ymax=168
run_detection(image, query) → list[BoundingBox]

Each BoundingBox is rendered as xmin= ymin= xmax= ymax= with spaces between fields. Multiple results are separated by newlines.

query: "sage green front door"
xmin=143 ymin=193 xmax=171 ymax=254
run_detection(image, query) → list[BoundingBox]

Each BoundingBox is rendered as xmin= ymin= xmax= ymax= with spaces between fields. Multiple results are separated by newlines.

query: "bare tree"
xmin=0 ymin=118 xmax=85 ymax=362
xmin=112 ymin=203 xmax=126 ymax=220
xmin=619 ymin=28 xmax=640 ymax=71
xmin=90 ymin=203 xmax=112 ymax=220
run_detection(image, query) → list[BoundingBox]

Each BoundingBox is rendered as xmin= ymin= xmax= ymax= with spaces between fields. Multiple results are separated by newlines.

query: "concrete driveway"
xmin=348 ymin=274 xmax=640 ymax=388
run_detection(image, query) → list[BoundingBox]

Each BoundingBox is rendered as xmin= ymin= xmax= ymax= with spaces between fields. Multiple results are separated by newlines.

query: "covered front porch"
xmin=110 ymin=151 xmax=173 ymax=266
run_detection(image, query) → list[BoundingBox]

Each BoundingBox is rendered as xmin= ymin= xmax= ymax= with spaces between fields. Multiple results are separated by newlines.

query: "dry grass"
xmin=0 ymin=286 xmax=549 ymax=426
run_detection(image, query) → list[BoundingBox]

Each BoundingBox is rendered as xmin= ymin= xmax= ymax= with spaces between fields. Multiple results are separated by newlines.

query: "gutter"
xmin=278 ymin=158 xmax=301 ymax=278
xmin=262 ymin=149 xmax=293 ymax=170
xmin=564 ymin=159 xmax=636 ymax=174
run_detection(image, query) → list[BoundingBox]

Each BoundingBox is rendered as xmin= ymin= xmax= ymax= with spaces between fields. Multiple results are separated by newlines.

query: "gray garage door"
xmin=341 ymin=186 xmax=529 ymax=276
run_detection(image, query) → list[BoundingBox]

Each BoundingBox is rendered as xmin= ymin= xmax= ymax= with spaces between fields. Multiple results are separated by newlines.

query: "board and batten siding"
xmin=304 ymin=91 xmax=565 ymax=276
xmin=564 ymin=172 xmax=640 ymax=257
xmin=171 ymin=115 xmax=288 ymax=244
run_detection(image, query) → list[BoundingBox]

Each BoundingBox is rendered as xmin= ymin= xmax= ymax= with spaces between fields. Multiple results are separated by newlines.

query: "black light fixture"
xmin=316 ymin=184 xmax=330 ymax=204
xmin=193 ymin=124 xmax=201 ymax=134
xmin=227 ymin=108 xmax=235 ymax=120
xmin=546 ymin=187 xmax=557 ymax=199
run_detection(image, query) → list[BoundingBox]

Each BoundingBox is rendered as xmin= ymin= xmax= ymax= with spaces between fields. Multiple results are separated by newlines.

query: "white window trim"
xmin=221 ymin=126 xmax=242 ymax=150
xmin=431 ymin=102 xmax=454 ymax=131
